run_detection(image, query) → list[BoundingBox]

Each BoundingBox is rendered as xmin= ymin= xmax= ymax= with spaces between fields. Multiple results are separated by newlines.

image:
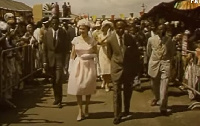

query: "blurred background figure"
xmin=30 ymin=21 xmax=42 ymax=70
xmin=92 ymin=20 xmax=102 ymax=81
xmin=97 ymin=20 xmax=113 ymax=92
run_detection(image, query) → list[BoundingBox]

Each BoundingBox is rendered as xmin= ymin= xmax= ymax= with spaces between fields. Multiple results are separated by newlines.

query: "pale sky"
xmin=15 ymin=0 xmax=171 ymax=17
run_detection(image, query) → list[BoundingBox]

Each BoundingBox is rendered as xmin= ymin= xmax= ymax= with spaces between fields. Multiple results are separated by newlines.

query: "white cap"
xmin=164 ymin=22 xmax=169 ymax=25
xmin=144 ymin=27 xmax=148 ymax=32
xmin=26 ymin=24 xmax=32 ymax=30
xmin=184 ymin=30 xmax=190 ymax=35
xmin=4 ymin=13 xmax=14 ymax=22
xmin=16 ymin=17 xmax=24 ymax=23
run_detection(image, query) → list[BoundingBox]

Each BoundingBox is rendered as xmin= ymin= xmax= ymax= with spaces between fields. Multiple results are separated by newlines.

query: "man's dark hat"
xmin=41 ymin=17 xmax=49 ymax=24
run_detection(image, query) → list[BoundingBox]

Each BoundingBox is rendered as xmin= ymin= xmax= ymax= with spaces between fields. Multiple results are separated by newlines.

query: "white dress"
xmin=67 ymin=36 xmax=97 ymax=95
xmin=98 ymin=33 xmax=111 ymax=75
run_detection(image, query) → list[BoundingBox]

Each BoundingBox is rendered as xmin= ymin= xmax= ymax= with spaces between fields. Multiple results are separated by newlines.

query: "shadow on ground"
xmin=120 ymin=104 xmax=189 ymax=123
xmin=0 ymin=79 xmax=64 ymax=125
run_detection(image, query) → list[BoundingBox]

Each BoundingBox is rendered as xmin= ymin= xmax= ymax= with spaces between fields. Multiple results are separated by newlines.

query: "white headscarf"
xmin=4 ymin=13 xmax=14 ymax=22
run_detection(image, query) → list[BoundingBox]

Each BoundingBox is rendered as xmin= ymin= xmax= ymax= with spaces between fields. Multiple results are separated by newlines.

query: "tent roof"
xmin=0 ymin=0 xmax=32 ymax=11
xmin=142 ymin=0 xmax=200 ymax=28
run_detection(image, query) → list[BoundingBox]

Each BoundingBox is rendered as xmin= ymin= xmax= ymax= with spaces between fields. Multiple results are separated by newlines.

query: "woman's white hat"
xmin=101 ymin=20 xmax=113 ymax=28
xmin=77 ymin=19 xmax=91 ymax=27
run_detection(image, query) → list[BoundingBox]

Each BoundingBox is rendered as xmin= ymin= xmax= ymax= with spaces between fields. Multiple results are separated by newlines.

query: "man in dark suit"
xmin=43 ymin=16 xmax=70 ymax=108
xmin=107 ymin=19 xmax=140 ymax=124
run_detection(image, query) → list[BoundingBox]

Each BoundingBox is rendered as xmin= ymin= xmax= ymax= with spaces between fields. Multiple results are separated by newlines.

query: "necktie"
xmin=119 ymin=36 xmax=123 ymax=53
xmin=53 ymin=31 xmax=57 ymax=46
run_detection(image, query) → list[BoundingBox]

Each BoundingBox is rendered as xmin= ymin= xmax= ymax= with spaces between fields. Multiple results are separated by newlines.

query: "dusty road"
xmin=0 ymin=79 xmax=200 ymax=126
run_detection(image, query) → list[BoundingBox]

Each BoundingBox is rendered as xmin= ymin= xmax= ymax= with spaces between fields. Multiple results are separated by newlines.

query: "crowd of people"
xmin=1 ymin=10 xmax=200 ymax=125
xmin=0 ymin=13 xmax=35 ymax=100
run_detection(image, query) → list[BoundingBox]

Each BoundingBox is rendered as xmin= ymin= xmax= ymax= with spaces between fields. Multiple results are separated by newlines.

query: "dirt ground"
xmin=0 ymin=79 xmax=200 ymax=126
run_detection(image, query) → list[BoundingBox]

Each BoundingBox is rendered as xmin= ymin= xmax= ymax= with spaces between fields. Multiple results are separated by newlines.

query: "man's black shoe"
xmin=151 ymin=99 xmax=159 ymax=106
xmin=123 ymin=112 xmax=132 ymax=118
xmin=160 ymin=110 xmax=167 ymax=116
xmin=113 ymin=118 xmax=121 ymax=125
xmin=58 ymin=103 xmax=62 ymax=108
xmin=53 ymin=101 xmax=60 ymax=105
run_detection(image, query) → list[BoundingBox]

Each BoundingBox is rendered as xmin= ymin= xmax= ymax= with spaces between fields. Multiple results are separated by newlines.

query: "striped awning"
xmin=174 ymin=0 xmax=200 ymax=10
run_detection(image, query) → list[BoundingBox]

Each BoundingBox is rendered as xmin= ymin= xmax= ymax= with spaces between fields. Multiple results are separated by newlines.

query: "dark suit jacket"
xmin=107 ymin=32 xmax=140 ymax=84
xmin=68 ymin=26 xmax=78 ymax=51
xmin=43 ymin=27 xmax=70 ymax=68
xmin=68 ymin=26 xmax=76 ymax=41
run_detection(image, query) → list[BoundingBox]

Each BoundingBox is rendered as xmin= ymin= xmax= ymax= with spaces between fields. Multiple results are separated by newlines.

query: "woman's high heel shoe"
xmin=101 ymin=81 xmax=106 ymax=89
xmin=101 ymin=82 xmax=105 ymax=88
xmin=105 ymin=84 xmax=110 ymax=92
xmin=77 ymin=114 xmax=85 ymax=121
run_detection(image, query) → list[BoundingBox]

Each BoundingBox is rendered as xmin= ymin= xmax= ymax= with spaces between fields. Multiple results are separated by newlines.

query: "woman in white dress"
xmin=68 ymin=19 xmax=98 ymax=121
xmin=97 ymin=20 xmax=113 ymax=91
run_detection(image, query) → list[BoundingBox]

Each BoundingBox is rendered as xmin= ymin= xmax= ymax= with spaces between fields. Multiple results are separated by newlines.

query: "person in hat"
xmin=40 ymin=17 xmax=51 ymax=84
xmin=4 ymin=12 xmax=18 ymax=50
xmin=3 ymin=12 xmax=18 ymax=48
xmin=0 ymin=20 xmax=13 ymax=99
xmin=40 ymin=17 xmax=50 ymax=43
xmin=16 ymin=16 xmax=27 ymax=38
xmin=4 ymin=13 xmax=15 ymax=24
xmin=4 ymin=13 xmax=18 ymax=39
xmin=21 ymin=24 xmax=34 ymax=45
xmin=41 ymin=17 xmax=50 ymax=29
xmin=92 ymin=20 xmax=102 ymax=81
xmin=30 ymin=21 xmax=43 ymax=69
xmin=97 ymin=20 xmax=113 ymax=92
xmin=67 ymin=18 xmax=98 ymax=121
xmin=2 ymin=13 xmax=18 ymax=100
